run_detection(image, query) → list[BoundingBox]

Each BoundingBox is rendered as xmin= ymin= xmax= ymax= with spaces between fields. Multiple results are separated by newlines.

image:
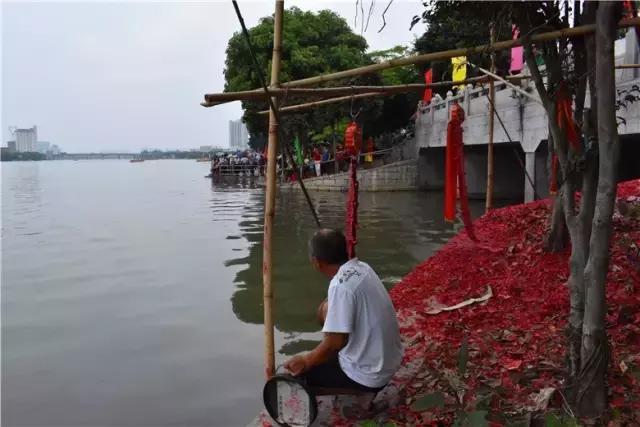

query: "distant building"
xmin=229 ymin=119 xmax=249 ymax=150
xmin=199 ymin=145 xmax=213 ymax=153
xmin=7 ymin=141 xmax=16 ymax=152
xmin=50 ymin=144 xmax=61 ymax=155
xmin=15 ymin=126 xmax=38 ymax=152
xmin=35 ymin=141 xmax=50 ymax=154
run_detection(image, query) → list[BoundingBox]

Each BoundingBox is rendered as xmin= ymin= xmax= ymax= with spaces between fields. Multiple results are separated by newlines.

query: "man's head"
xmin=308 ymin=228 xmax=349 ymax=277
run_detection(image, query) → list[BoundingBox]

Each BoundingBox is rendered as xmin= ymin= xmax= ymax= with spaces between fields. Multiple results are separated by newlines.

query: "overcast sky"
xmin=2 ymin=1 xmax=426 ymax=153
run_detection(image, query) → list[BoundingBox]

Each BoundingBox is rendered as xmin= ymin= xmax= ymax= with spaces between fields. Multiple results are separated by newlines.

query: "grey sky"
xmin=2 ymin=1 xmax=426 ymax=153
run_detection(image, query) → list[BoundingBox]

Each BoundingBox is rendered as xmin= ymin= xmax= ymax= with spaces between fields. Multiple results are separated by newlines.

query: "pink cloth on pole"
xmin=510 ymin=25 xmax=523 ymax=73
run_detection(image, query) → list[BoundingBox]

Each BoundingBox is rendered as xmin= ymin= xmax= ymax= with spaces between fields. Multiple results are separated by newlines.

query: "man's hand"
xmin=284 ymin=354 xmax=308 ymax=376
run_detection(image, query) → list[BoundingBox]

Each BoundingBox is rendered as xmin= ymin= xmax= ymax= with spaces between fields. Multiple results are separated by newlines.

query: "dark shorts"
xmin=300 ymin=357 xmax=384 ymax=393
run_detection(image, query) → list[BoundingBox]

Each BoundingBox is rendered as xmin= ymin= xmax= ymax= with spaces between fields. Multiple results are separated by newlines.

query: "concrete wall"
xmin=280 ymin=159 xmax=418 ymax=192
xmin=417 ymin=144 xmax=525 ymax=200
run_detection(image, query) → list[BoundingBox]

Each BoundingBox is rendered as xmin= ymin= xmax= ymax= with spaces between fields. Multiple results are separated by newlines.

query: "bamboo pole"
xmin=202 ymin=75 xmax=530 ymax=105
xmin=271 ymin=17 xmax=639 ymax=89
xmin=472 ymin=63 xmax=543 ymax=105
xmin=262 ymin=0 xmax=283 ymax=380
xmin=252 ymin=75 xmax=531 ymax=114
xmin=615 ymin=63 xmax=640 ymax=68
xmin=485 ymin=24 xmax=496 ymax=213
xmin=257 ymin=92 xmax=385 ymax=115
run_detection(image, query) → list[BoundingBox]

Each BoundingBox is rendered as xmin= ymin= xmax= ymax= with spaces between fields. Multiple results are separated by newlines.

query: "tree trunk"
xmin=566 ymin=0 xmax=599 ymax=394
xmin=545 ymin=190 xmax=568 ymax=252
xmin=576 ymin=2 xmax=621 ymax=417
xmin=544 ymin=131 xmax=569 ymax=253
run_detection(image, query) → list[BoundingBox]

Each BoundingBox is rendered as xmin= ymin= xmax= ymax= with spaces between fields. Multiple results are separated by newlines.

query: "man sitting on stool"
xmin=284 ymin=229 xmax=403 ymax=394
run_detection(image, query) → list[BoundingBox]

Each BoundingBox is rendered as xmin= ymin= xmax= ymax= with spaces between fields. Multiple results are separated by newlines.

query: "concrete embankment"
xmin=280 ymin=159 xmax=418 ymax=192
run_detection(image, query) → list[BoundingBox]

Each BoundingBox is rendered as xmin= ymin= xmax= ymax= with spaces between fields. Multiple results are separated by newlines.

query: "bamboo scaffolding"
xmin=262 ymin=0 xmax=283 ymax=380
xmin=254 ymin=75 xmax=531 ymax=114
xmin=485 ymin=25 xmax=496 ymax=213
xmin=202 ymin=75 xmax=529 ymax=106
xmin=272 ymin=17 xmax=640 ymax=89
xmin=615 ymin=63 xmax=640 ymax=69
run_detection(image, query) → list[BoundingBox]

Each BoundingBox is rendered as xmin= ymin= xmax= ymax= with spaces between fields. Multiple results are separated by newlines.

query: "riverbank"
xmin=385 ymin=178 xmax=640 ymax=425
xmin=256 ymin=179 xmax=639 ymax=427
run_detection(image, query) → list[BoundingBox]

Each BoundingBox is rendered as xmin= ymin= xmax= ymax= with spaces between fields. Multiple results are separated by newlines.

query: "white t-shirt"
xmin=322 ymin=258 xmax=403 ymax=388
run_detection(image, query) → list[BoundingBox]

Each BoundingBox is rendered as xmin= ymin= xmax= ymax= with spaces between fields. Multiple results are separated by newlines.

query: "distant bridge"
xmin=56 ymin=153 xmax=137 ymax=160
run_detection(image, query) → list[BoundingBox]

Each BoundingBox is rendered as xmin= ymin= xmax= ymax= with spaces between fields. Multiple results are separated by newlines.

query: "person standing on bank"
xmin=284 ymin=229 xmax=403 ymax=393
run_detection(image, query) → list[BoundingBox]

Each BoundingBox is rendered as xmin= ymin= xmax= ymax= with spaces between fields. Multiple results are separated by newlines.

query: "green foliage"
xmin=413 ymin=2 xmax=512 ymax=95
xmin=309 ymin=118 xmax=349 ymax=144
xmin=410 ymin=391 xmax=445 ymax=412
xmin=453 ymin=410 xmax=488 ymax=427
xmin=0 ymin=150 xmax=47 ymax=161
xmin=224 ymin=7 xmax=379 ymax=150
xmin=369 ymin=45 xmax=420 ymax=86
xmin=545 ymin=414 xmax=579 ymax=427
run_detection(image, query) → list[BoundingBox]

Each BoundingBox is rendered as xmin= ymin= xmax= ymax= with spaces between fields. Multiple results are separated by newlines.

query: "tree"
xmin=417 ymin=1 xmax=624 ymax=417
xmin=367 ymin=46 xmax=422 ymax=135
xmin=223 ymin=7 xmax=380 ymax=151
xmin=413 ymin=2 xmax=511 ymax=96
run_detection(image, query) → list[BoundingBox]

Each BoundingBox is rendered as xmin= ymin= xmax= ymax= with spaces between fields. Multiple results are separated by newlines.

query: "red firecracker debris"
xmin=388 ymin=179 xmax=640 ymax=424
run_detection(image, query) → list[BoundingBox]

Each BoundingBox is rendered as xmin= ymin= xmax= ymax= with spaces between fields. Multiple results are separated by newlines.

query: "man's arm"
xmin=284 ymin=332 xmax=348 ymax=376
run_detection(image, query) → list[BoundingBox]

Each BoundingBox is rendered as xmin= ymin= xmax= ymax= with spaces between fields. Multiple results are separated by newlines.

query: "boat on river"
xmin=130 ymin=158 xmax=144 ymax=163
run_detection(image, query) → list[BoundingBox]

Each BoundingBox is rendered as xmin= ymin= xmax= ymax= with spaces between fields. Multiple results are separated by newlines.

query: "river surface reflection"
xmin=2 ymin=160 xmax=484 ymax=426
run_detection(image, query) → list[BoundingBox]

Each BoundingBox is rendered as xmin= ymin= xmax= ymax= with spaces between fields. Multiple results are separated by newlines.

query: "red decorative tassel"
xmin=423 ymin=69 xmax=433 ymax=103
xmin=444 ymin=103 xmax=477 ymax=241
xmin=345 ymin=157 xmax=359 ymax=259
xmin=556 ymin=82 xmax=581 ymax=151
xmin=444 ymin=112 xmax=458 ymax=223
xmin=550 ymin=154 xmax=558 ymax=195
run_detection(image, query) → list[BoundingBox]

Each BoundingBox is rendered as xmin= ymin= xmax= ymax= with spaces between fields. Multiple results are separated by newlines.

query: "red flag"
xmin=423 ymin=69 xmax=433 ymax=103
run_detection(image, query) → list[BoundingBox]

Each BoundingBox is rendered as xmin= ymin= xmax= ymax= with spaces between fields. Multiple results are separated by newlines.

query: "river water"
xmin=2 ymin=160 xmax=485 ymax=426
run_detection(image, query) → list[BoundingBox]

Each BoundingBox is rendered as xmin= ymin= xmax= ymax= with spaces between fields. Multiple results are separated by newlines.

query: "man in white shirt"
xmin=284 ymin=229 xmax=403 ymax=392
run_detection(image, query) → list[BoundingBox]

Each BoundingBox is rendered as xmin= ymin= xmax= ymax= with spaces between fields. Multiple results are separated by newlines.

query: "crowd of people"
xmin=208 ymin=150 xmax=266 ymax=177
xmin=207 ymin=137 xmax=380 ymax=181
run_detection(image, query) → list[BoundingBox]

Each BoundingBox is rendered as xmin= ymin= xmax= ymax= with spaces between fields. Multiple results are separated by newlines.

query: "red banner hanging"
xmin=556 ymin=82 xmax=581 ymax=151
xmin=345 ymin=157 xmax=359 ymax=259
xmin=444 ymin=103 xmax=477 ymax=241
xmin=423 ymin=69 xmax=433 ymax=103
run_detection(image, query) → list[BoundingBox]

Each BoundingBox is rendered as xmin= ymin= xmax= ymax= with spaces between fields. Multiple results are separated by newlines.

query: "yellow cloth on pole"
xmin=452 ymin=56 xmax=467 ymax=91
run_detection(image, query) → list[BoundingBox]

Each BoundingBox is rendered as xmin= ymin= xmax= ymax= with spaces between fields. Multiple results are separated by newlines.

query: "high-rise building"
xmin=14 ymin=126 xmax=38 ymax=152
xmin=229 ymin=119 xmax=249 ymax=150
xmin=7 ymin=141 xmax=16 ymax=152
xmin=35 ymin=141 xmax=50 ymax=154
